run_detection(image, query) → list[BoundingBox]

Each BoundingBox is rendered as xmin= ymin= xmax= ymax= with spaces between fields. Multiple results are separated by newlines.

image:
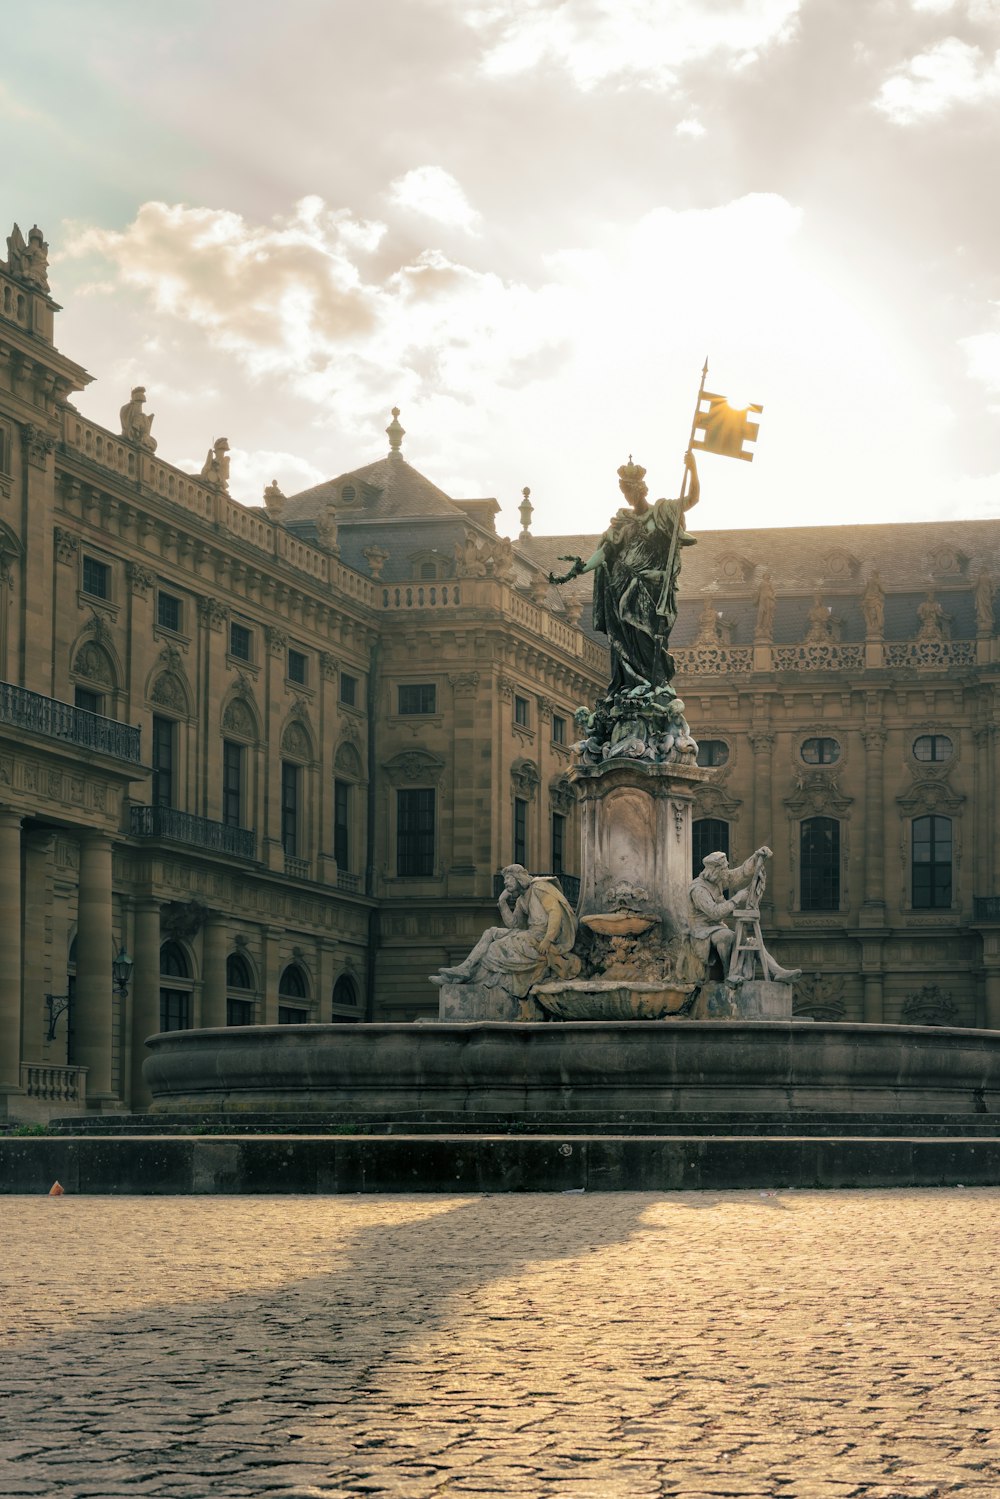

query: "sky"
xmin=4 ymin=0 xmax=1000 ymax=538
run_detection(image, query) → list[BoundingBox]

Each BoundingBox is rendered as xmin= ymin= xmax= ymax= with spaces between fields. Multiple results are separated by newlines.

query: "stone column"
xmin=985 ymin=969 xmax=1000 ymax=1032
xmin=748 ymin=731 xmax=774 ymax=857
xmin=130 ymin=897 xmax=161 ymax=1109
xmin=860 ymin=935 xmax=886 ymax=1024
xmin=202 ymin=916 xmax=228 ymax=1030
xmin=75 ymin=832 xmax=116 ymax=1105
xmin=861 ymin=727 xmax=887 ymax=919
xmin=0 ymin=810 xmax=23 ymax=1110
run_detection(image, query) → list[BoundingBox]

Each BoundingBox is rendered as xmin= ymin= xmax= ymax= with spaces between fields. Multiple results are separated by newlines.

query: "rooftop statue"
xmin=119 ymin=386 xmax=157 ymax=451
xmin=201 ymin=437 xmax=230 ymax=491
xmin=430 ymin=864 xmax=580 ymax=998
xmin=6 ymin=223 xmax=50 ymax=292
xmin=550 ymin=451 xmax=699 ymax=698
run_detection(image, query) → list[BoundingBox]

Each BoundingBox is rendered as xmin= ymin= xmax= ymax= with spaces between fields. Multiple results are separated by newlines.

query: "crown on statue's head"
xmin=617 ymin=454 xmax=648 ymax=504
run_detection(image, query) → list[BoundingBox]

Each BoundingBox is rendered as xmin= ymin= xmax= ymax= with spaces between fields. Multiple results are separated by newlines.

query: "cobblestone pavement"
xmin=1 ymin=1190 xmax=998 ymax=1498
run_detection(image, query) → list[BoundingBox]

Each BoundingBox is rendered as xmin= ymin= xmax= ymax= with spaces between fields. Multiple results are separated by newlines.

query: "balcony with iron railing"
xmin=130 ymin=804 xmax=256 ymax=860
xmin=0 ymin=681 xmax=141 ymax=763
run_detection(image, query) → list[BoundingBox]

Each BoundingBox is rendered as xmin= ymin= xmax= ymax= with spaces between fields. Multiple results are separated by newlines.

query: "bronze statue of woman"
xmin=550 ymin=452 xmax=699 ymax=696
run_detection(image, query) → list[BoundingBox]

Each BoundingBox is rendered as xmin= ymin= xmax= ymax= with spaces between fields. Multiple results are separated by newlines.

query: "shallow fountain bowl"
xmin=581 ymin=912 xmax=658 ymax=937
xmin=533 ymin=979 xmax=695 ymax=1021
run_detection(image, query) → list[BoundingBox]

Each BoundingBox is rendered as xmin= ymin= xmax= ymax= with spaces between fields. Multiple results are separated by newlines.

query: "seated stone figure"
xmin=430 ymin=864 xmax=580 ymax=997
xmin=688 ymin=848 xmax=801 ymax=985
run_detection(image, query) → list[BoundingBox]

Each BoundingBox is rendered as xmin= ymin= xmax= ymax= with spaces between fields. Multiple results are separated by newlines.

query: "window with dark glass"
xmin=800 ymin=816 xmax=840 ymax=910
xmin=229 ymin=621 xmax=252 ymax=661
xmin=278 ymin=965 xmax=308 ymax=1023
xmin=157 ymin=592 xmax=181 ymax=632
xmin=332 ymin=974 xmax=359 ymax=1015
xmin=226 ymin=953 xmax=254 ymax=1026
xmin=340 ymin=672 xmax=357 ymax=707
xmin=514 ymin=695 xmax=530 ymax=726
xmin=801 ymin=737 xmax=840 ymax=765
xmin=74 ymin=686 xmax=103 ymax=716
xmin=696 ymin=739 xmax=730 ymax=768
xmin=159 ymin=941 xmax=191 ymax=1032
xmin=287 ymin=648 xmax=307 ymax=684
xmin=222 ymin=740 xmax=244 ymax=828
xmin=913 ymin=734 xmax=953 ymax=763
xmin=82 ymin=556 xmax=110 ymax=599
xmin=692 ymin=818 xmax=730 ymax=876
xmin=551 ymin=812 xmax=565 ymax=875
xmin=280 ymin=761 xmax=300 ymax=855
xmin=334 ymin=779 xmax=350 ymax=868
xmin=397 ymin=788 xmax=435 ymax=876
xmin=514 ymin=797 xmax=528 ymax=865
xmin=552 ymin=714 xmax=566 ymax=745
xmin=912 ymin=815 xmax=952 ymax=909
xmin=398 ymin=683 xmax=436 ymax=715
xmin=151 ymin=715 xmax=175 ymax=809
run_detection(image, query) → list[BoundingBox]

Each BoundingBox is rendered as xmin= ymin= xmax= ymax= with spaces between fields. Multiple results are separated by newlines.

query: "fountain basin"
xmin=534 ymin=979 xmax=694 ymax=1020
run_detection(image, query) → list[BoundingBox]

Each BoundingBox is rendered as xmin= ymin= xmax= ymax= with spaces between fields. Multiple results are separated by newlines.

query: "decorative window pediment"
xmin=692 ymin=781 xmax=743 ymax=820
xmin=511 ymin=756 xmax=541 ymax=801
xmin=150 ymin=672 xmax=189 ymax=715
xmin=896 ymin=776 xmax=964 ymax=815
xmin=820 ymin=548 xmax=860 ymax=581
xmin=784 ymin=770 xmax=853 ymax=818
xmin=382 ymin=748 xmax=446 ymax=786
xmin=926 ymin=546 xmax=968 ymax=578
xmin=549 ymin=773 xmax=576 ymax=814
xmin=335 ymin=741 xmax=364 ymax=778
xmin=73 ymin=641 xmax=115 ymax=687
xmin=792 ymin=972 xmax=847 ymax=1020
xmin=902 ymin=984 xmax=957 ymax=1025
xmin=713 ymin=552 xmax=755 ymax=587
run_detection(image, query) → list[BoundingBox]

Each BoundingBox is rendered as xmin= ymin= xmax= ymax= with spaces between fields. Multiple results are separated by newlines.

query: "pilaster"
xmin=0 ymin=809 xmax=23 ymax=1110
xmin=75 ymin=831 xmax=116 ymax=1105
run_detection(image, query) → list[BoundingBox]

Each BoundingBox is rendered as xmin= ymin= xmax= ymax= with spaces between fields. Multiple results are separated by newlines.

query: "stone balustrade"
xmin=20 ymin=1062 xmax=87 ymax=1107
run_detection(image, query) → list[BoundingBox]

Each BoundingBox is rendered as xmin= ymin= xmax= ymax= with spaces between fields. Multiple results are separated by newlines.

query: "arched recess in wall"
xmin=332 ymin=972 xmax=360 ymax=1021
xmin=70 ymin=637 xmax=120 ymax=717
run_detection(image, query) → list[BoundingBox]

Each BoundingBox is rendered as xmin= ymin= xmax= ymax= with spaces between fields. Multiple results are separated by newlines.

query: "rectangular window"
xmin=151 ymin=714 xmax=175 ymax=810
xmin=800 ymin=817 xmax=840 ymax=911
xmin=340 ymin=672 xmax=358 ymax=707
xmin=551 ymin=812 xmax=565 ymax=875
xmin=229 ymin=621 xmax=252 ymax=661
xmin=278 ymin=1005 xmax=308 ymax=1025
xmin=397 ymin=788 xmax=435 ymax=877
xmin=552 ymin=714 xmax=566 ymax=745
xmin=222 ymin=740 xmax=244 ymax=828
xmin=82 ymin=556 xmax=110 ymax=599
xmin=159 ymin=989 xmax=190 ymax=1031
xmin=692 ymin=818 xmax=731 ymax=878
xmin=280 ymin=760 xmax=300 ymax=855
xmin=514 ymin=695 xmax=530 ymax=727
xmin=334 ymin=779 xmax=350 ymax=869
xmin=157 ymin=592 xmax=181 ymax=632
xmin=398 ymin=683 xmax=436 ymax=715
xmin=287 ymin=648 xmax=307 ymax=684
xmin=226 ymin=998 xmax=253 ymax=1026
xmin=74 ymin=686 xmax=103 ymax=716
xmin=514 ymin=797 xmax=528 ymax=866
xmin=912 ymin=815 xmax=953 ymax=909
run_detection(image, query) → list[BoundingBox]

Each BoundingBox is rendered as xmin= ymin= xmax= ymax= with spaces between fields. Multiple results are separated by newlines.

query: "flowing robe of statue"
xmin=591 ymin=497 xmax=696 ymax=694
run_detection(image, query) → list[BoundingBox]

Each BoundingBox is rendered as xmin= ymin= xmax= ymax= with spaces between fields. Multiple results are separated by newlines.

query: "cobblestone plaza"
xmin=1 ymin=1190 xmax=998 ymax=1497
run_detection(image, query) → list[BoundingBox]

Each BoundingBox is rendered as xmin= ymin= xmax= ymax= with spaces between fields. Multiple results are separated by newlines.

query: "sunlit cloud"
xmin=388 ymin=166 xmax=482 ymax=233
xmin=461 ymin=0 xmax=802 ymax=91
xmin=874 ymin=36 xmax=1000 ymax=122
xmin=675 ymin=115 xmax=707 ymax=137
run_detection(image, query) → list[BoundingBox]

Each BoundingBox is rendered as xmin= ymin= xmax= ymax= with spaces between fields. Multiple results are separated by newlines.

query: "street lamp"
xmin=112 ymin=945 xmax=134 ymax=999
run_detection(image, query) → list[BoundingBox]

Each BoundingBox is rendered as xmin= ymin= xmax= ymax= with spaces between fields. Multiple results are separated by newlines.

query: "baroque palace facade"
xmin=1 ymin=223 xmax=1000 ymax=1121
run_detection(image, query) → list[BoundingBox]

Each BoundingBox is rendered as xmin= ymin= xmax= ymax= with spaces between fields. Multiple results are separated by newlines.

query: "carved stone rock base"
xmin=437 ymin=982 xmax=546 ymax=1022
xmin=692 ymin=980 xmax=795 ymax=1022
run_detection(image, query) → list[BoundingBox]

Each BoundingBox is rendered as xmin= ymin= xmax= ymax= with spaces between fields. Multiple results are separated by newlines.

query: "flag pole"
xmin=654 ymin=358 xmax=708 ymax=649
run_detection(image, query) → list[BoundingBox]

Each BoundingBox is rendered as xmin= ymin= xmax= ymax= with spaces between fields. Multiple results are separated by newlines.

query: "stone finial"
xmin=119 ymin=386 xmax=157 ymax=451
xmin=617 ymin=454 xmax=648 ymax=509
xmin=518 ymin=486 xmax=533 ymax=540
xmin=386 ymin=406 xmax=405 ymax=455
xmin=263 ymin=478 xmax=285 ymax=516
xmin=530 ymin=571 xmax=549 ymax=606
xmin=201 ymin=437 xmax=230 ymax=491
xmin=6 ymin=222 xmax=50 ymax=292
xmin=316 ymin=503 xmax=339 ymax=555
xmin=362 ymin=545 xmax=389 ymax=579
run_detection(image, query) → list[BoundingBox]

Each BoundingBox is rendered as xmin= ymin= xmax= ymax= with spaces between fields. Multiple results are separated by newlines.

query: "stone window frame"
xmin=286 ymin=646 xmax=309 ymax=687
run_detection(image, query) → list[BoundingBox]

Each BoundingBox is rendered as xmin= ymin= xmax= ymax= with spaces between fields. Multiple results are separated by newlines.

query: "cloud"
xmin=460 ymin=0 xmax=802 ymax=91
xmin=62 ymin=195 xmax=573 ymax=426
xmin=388 ymin=166 xmax=482 ymax=232
xmin=960 ymin=316 xmax=1000 ymax=397
xmin=675 ymin=115 xmax=707 ymax=137
xmin=227 ymin=448 xmax=326 ymax=506
xmin=874 ymin=36 xmax=1000 ymax=122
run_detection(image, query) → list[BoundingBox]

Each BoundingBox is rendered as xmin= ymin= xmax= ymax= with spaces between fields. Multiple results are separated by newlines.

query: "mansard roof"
xmin=283 ymin=454 xmax=475 ymax=523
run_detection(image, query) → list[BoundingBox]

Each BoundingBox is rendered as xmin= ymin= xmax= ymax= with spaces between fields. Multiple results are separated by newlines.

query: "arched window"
xmin=278 ymin=963 xmax=309 ymax=1024
xmin=159 ymin=941 xmax=192 ymax=1030
xmin=800 ymin=817 xmax=840 ymax=910
xmin=912 ymin=815 xmax=952 ymax=909
xmin=692 ymin=818 xmax=730 ymax=876
xmin=226 ymin=952 xmax=255 ymax=1026
xmin=332 ymin=974 xmax=360 ymax=1022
